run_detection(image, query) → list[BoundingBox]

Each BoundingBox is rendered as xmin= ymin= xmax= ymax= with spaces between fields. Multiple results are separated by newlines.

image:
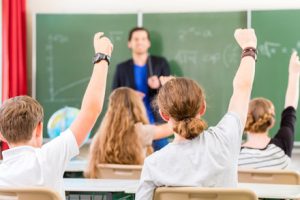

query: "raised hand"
xmin=93 ymin=32 xmax=113 ymax=56
xmin=234 ymin=29 xmax=257 ymax=49
xmin=289 ymin=51 xmax=300 ymax=74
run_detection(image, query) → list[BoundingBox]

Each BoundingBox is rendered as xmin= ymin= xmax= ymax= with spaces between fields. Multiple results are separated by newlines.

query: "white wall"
xmin=26 ymin=0 xmax=300 ymax=13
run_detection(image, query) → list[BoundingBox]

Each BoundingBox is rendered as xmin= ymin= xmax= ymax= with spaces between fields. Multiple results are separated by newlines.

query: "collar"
xmin=2 ymin=146 xmax=36 ymax=160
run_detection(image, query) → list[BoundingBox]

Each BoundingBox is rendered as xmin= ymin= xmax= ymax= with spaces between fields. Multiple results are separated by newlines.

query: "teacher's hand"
xmin=148 ymin=76 xmax=160 ymax=89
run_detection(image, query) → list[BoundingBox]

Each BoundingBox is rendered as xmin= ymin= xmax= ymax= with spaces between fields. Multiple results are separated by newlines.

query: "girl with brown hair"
xmin=85 ymin=87 xmax=172 ymax=178
xmin=136 ymin=28 xmax=258 ymax=200
xmin=238 ymin=51 xmax=300 ymax=169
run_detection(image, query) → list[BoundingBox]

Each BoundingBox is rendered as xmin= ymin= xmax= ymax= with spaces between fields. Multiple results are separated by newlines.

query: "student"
xmin=238 ymin=51 xmax=300 ymax=169
xmin=112 ymin=27 xmax=171 ymax=151
xmin=85 ymin=87 xmax=173 ymax=178
xmin=0 ymin=32 xmax=113 ymax=199
xmin=135 ymin=28 xmax=257 ymax=200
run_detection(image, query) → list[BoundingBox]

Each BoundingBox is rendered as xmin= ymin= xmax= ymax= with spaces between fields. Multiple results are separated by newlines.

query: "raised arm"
xmin=285 ymin=51 xmax=300 ymax=109
xmin=228 ymin=29 xmax=257 ymax=126
xmin=71 ymin=32 xmax=113 ymax=146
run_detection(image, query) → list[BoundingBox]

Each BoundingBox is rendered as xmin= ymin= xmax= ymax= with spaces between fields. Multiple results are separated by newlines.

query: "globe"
xmin=47 ymin=107 xmax=90 ymax=143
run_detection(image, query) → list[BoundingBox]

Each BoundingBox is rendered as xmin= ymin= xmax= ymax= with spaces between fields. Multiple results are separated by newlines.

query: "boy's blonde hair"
xmin=245 ymin=97 xmax=275 ymax=133
xmin=157 ymin=78 xmax=207 ymax=139
xmin=85 ymin=87 xmax=149 ymax=178
xmin=0 ymin=96 xmax=44 ymax=144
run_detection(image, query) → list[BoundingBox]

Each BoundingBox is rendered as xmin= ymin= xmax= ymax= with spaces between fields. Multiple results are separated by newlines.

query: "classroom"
xmin=1 ymin=0 xmax=300 ymax=199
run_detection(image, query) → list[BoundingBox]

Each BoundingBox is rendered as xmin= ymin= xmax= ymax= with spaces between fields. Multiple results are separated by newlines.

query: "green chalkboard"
xmin=36 ymin=14 xmax=137 ymax=137
xmin=252 ymin=10 xmax=300 ymax=141
xmin=144 ymin=12 xmax=247 ymax=126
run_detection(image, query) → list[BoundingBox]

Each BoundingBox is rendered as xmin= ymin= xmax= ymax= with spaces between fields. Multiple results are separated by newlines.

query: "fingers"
xmin=93 ymin=32 xmax=113 ymax=56
xmin=94 ymin=32 xmax=104 ymax=40
xmin=291 ymin=50 xmax=298 ymax=60
xmin=234 ymin=28 xmax=242 ymax=39
xmin=234 ymin=28 xmax=257 ymax=49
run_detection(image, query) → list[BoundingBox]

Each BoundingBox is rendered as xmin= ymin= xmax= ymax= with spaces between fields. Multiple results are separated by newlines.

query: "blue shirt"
xmin=134 ymin=64 xmax=155 ymax=124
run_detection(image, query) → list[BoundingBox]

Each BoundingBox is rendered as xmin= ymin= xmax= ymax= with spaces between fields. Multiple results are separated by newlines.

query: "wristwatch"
xmin=93 ymin=53 xmax=111 ymax=65
xmin=241 ymin=47 xmax=257 ymax=62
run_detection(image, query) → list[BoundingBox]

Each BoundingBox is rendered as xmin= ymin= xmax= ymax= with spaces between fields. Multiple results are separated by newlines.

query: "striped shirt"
xmin=238 ymin=107 xmax=296 ymax=169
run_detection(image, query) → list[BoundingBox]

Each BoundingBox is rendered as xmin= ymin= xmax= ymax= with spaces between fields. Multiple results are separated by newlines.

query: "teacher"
xmin=112 ymin=27 xmax=170 ymax=151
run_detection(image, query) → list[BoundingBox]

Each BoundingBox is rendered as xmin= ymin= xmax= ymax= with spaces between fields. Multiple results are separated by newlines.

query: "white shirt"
xmin=135 ymin=112 xmax=243 ymax=200
xmin=0 ymin=129 xmax=79 ymax=199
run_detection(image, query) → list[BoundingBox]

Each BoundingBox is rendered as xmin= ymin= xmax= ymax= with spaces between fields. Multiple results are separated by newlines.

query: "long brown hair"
xmin=245 ymin=97 xmax=275 ymax=133
xmin=85 ymin=87 xmax=149 ymax=178
xmin=157 ymin=78 xmax=207 ymax=140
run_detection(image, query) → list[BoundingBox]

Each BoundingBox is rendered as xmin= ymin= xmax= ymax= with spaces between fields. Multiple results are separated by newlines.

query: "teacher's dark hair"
xmin=128 ymin=27 xmax=151 ymax=41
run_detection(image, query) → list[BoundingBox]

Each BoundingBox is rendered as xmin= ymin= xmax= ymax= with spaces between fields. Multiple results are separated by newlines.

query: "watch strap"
xmin=241 ymin=47 xmax=257 ymax=61
xmin=93 ymin=52 xmax=111 ymax=65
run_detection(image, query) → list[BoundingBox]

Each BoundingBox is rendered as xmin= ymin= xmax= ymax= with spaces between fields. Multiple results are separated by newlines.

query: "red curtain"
xmin=1 ymin=0 xmax=28 ymax=153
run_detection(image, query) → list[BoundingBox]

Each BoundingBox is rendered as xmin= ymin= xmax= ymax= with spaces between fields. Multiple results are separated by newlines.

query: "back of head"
xmin=157 ymin=78 xmax=207 ymax=139
xmin=245 ymin=97 xmax=275 ymax=133
xmin=85 ymin=87 xmax=147 ymax=178
xmin=108 ymin=87 xmax=149 ymax=124
xmin=0 ymin=96 xmax=44 ymax=144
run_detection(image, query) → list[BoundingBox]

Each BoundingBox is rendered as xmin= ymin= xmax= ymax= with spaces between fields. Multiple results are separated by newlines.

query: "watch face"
xmin=96 ymin=53 xmax=104 ymax=60
xmin=93 ymin=53 xmax=110 ymax=65
xmin=93 ymin=53 xmax=104 ymax=63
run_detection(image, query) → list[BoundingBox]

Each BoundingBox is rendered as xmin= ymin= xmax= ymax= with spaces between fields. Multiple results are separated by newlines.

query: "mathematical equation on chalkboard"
xmin=43 ymin=31 xmax=125 ymax=103
xmin=173 ymin=44 xmax=240 ymax=69
xmin=258 ymin=41 xmax=300 ymax=58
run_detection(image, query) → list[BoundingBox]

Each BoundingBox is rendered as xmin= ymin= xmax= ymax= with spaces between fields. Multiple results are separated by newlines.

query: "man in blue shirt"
xmin=112 ymin=27 xmax=170 ymax=150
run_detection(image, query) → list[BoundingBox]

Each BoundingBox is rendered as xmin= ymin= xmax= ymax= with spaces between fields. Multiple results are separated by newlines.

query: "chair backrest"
xmin=0 ymin=187 xmax=61 ymax=200
xmin=153 ymin=187 xmax=258 ymax=200
xmin=238 ymin=169 xmax=300 ymax=185
xmin=96 ymin=164 xmax=142 ymax=179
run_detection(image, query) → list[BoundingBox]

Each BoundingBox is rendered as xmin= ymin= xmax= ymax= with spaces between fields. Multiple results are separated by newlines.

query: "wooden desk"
xmin=238 ymin=183 xmax=300 ymax=199
xmin=64 ymin=178 xmax=138 ymax=200
xmin=64 ymin=178 xmax=300 ymax=199
xmin=65 ymin=160 xmax=87 ymax=172
xmin=64 ymin=178 xmax=138 ymax=192
xmin=125 ymin=182 xmax=300 ymax=198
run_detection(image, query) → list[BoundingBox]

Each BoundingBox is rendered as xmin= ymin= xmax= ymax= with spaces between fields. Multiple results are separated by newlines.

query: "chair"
xmin=153 ymin=187 xmax=258 ymax=200
xmin=238 ymin=169 xmax=300 ymax=185
xmin=0 ymin=187 xmax=61 ymax=200
xmin=96 ymin=164 xmax=142 ymax=179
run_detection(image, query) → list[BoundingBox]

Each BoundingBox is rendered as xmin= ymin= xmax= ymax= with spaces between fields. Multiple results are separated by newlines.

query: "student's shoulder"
xmin=144 ymin=144 xmax=173 ymax=165
xmin=42 ymin=128 xmax=78 ymax=150
xmin=215 ymin=112 xmax=242 ymax=131
xmin=204 ymin=112 xmax=242 ymax=140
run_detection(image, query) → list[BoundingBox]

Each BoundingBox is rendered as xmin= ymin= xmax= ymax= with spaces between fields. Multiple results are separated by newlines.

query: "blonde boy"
xmin=0 ymin=32 xmax=113 ymax=199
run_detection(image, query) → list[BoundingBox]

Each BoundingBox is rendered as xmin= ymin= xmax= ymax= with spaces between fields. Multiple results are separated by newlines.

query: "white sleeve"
xmin=135 ymin=160 xmax=156 ymax=200
xmin=41 ymin=129 xmax=79 ymax=177
xmin=210 ymin=112 xmax=243 ymax=151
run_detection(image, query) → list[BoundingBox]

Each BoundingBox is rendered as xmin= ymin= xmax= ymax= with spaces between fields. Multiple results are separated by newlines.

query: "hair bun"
xmin=245 ymin=113 xmax=274 ymax=133
xmin=174 ymin=118 xmax=207 ymax=139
